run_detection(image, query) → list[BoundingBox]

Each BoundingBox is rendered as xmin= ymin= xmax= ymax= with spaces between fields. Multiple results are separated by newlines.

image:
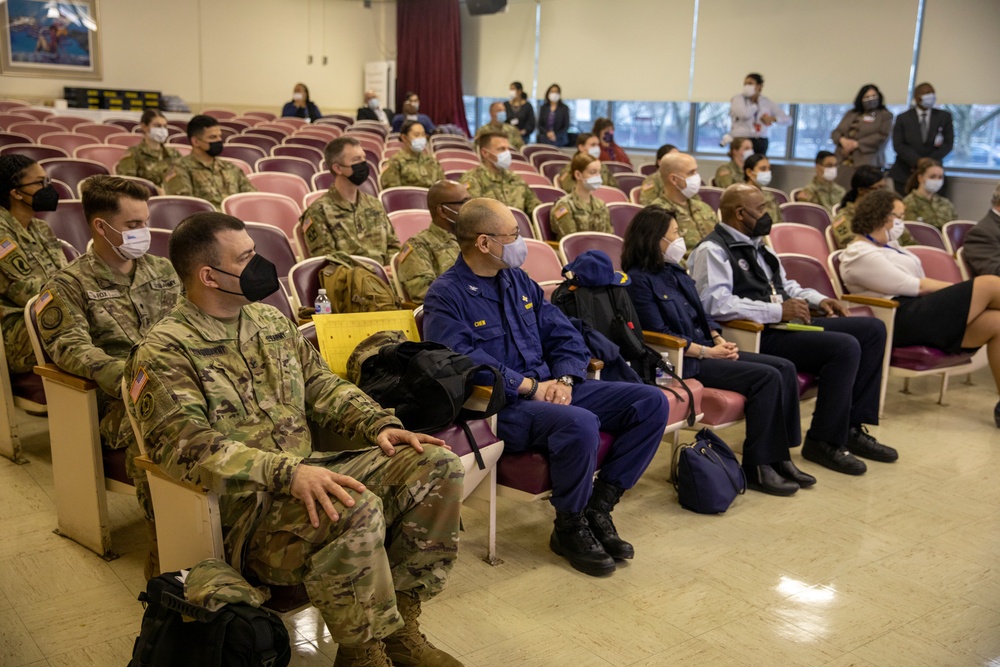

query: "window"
xmin=562 ymin=98 xmax=611 ymax=135
xmin=943 ymin=104 xmax=1000 ymax=170
xmin=793 ymin=104 xmax=850 ymax=159
xmin=611 ymin=101 xmax=691 ymax=151
xmin=695 ymin=102 xmax=791 ymax=157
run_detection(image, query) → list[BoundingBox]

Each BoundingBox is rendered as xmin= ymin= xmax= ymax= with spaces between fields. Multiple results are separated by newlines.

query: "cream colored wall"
xmin=0 ymin=0 xmax=396 ymax=114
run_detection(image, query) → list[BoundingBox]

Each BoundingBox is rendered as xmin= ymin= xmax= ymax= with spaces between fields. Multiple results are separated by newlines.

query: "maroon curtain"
xmin=396 ymin=0 xmax=470 ymax=136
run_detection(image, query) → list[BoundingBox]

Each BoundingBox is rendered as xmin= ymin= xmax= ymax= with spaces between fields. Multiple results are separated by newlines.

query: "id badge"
xmin=770 ymin=294 xmax=784 ymax=304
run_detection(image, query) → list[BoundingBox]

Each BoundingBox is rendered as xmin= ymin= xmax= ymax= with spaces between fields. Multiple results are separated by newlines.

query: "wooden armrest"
xmin=135 ymin=455 xmax=210 ymax=494
xmin=588 ymin=358 xmax=604 ymax=372
xmin=546 ymin=240 xmax=561 ymax=251
xmin=401 ymin=300 xmax=419 ymax=310
xmin=470 ymin=385 xmax=493 ymax=400
xmin=643 ymin=331 xmax=687 ymax=349
xmin=842 ymin=295 xmax=899 ymax=309
xmin=719 ymin=319 xmax=765 ymax=332
xmin=33 ymin=363 xmax=97 ymax=391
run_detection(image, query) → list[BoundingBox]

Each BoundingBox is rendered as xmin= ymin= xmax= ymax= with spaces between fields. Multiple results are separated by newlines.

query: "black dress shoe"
xmin=847 ymin=426 xmax=898 ymax=462
xmin=776 ymin=460 xmax=817 ymax=488
xmin=802 ymin=437 xmax=867 ymax=475
xmin=744 ymin=464 xmax=799 ymax=496
xmin=994 ymin=401 xmax=1000 ymax=428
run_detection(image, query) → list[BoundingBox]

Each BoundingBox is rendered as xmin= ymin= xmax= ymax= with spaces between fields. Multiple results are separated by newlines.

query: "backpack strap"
xmin=646 ymin=346 xmax=697 ymax=426
xmin=456 ymin=420 xmax=485 ymax=470
xmin=458 ymin=364 xmax=506 ymax=422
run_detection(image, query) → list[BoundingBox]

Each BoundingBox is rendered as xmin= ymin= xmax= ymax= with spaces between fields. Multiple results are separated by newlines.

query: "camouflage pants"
xmin=3 ymin=317 xmax=35 ymax=374
xmin=246 ymin=446 xmax=463 ymax=645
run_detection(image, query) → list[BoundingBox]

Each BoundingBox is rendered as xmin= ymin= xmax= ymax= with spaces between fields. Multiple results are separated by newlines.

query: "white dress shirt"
xmin=839 ymin=239 xmax=924 ymax=298
xmin=729 ymin=94 xmax=791 ymax=139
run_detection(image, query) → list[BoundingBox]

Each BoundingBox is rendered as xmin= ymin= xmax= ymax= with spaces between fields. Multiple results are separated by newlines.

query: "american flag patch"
xmin=0 ymin=238 xmax=16 ymax=259
xmin=302 ymin=216 xmax=313 ymax=232
xmin=129 ymin=367 xmax=148 ymax=401
xmin=34 ymin=290 xmax=53 ymax=314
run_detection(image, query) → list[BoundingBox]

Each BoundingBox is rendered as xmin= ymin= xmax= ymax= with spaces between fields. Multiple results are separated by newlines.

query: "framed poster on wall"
xmin=1 ymin=0 xmax=102 ymax=79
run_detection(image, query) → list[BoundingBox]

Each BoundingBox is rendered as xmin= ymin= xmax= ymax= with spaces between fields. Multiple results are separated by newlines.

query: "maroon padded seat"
xmin=698 ymin=387 xmax=745 ymax=427
xmin=11 ymin=372 xmax=46 ymax=404
xmin=663 ymin=377 xmax=704 ymax=426
xmin=797 ymin=373 xmax=819 ymax=398
xmin=101 ymin=446 xmax=132 ymax=485
xmin=429 ymin=419 xmax=501 ymax=461
xmin=497 ymin=431 xmax=616 ymax=496
xmin=890 ymin=346 xmax=974 ymax=372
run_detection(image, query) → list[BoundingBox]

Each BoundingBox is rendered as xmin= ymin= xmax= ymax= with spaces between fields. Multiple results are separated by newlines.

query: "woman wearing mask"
xmin=537 ymin=84 xmax=570 ymax=147
xmin=380 ymin=121 xmax=445 ymax=189
xmin=902 ymin=158 xmax=956 ymax=229
xmin=592 ymin=118 xmax=631 ymax=167
xmin=115 ymin=109 xmax=181 ymax=189
xmin=831 ymin=165 xmax=898 ymax=249
xmin=0 ymin=154 xmax=67 ymax=375
xmin=729 ymin=73 xmax=790 ymax=156
xmin=839 ymin=189 xmax=1000 ymax=427
xmin=557 ymin=133 xmax=617 ymax=193
xmin=831 ymin=84 xmax=893 ymax=189
xmin=622 ymin=206 xmax=813 ymax=495
xmin=550 ymin=153 xmax=612 ymax=240
xmin=742 ymin=154 xmax=783 ymax=223
xmin=504 ymin=81 xmax=535 ymax=144
xmin=714 ymin=137 xmax=753 ymax=188
xmin=281 ymin=83 xmax=322 ymax=122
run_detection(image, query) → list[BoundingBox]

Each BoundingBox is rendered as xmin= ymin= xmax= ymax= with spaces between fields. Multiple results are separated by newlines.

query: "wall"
xmin=0 ymin=0 xmax=396 ymax=113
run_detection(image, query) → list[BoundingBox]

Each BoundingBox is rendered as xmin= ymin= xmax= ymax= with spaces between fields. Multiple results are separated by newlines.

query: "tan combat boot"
xmin=382 ymin=592 xmax=463 ymax=666
xmin=333 ymin=639 xmax=393 ymax=667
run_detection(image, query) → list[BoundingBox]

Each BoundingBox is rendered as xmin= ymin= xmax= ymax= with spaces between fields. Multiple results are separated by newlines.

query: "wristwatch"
xmin=556 ymin=375 xmax=575 ymax=387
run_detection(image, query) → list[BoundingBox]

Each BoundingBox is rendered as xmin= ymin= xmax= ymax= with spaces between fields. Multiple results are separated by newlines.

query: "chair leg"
xmin=938 ymin=373 xmax=950 ymax=406
xmin=484 ymin=465 xmax=501 ymax=566
xmin=0 ymin=371 xmax=25 ymax=464
xmin=901 ymin=377 xmax=912 ymax=394
xmin=964 ymin=373 xmax=974 ymax=386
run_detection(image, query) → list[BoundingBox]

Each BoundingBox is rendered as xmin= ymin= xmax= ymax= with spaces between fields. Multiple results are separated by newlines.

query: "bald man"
xmin=423 ymin=199 xmax=669 ymax=578
xmin=474 ymin=101 xmax=524 ymax=150
xmin=689 ymin=184 xmax=896 ymax=476
xmin=647 ymin=153 xmax=718 ymax=257
xmin=357 ymin=89 xmax=392 ymax=124
xmin=637 ymin=143 xmax=680 ymax=205
xmin=396 ymin=180 xmax=466 ymax=303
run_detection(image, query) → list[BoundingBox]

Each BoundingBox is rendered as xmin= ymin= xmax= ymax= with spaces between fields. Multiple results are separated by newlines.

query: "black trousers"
xmin=760 ymin=317 xmax=885 ymax=447
xmin=696 ymin=351 xmax=801 ymax=467
xmin=750 ymin=138 xmax=769 ymax=156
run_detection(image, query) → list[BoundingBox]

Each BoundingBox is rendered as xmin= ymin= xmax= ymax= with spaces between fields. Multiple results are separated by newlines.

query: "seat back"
xmin=592 ymin=186 xmax=628 ymax=204
xmin=777 ymin=253 xmax=838 ymax=295
xmin=613 ymin=173 xmax=644 ymax=195
xmin=439 ymin=158 xmax=480 ymax=174
xmin=0 ymin=144 xmax=68 ymax=161
xmin=247 ymin=171 xmax=310 ymax=203
xmin=529 ymin=185 xmax=564 ymax=205
xmin=147 ymin=228 xmax=172 ymax=259
xmin=560 ymin=232 xmax=623 ymax=270
xmin=220 ymin=143 xmax=267 ymax=166
xmin=903 ymin=221 xmax=947 ymax=251
xmin=244 ymin=128 xmax=287 ymax=143
xmin=37 ymin=132 xmax=96 ymax=154
xmin=602 ymin=161 xmax=633 ymax=176
xmin=59 ymin=239 xmax=81 ymax=262
xmin=288 ymin=257 xmax=327 ymax=310
xmin=148 ymin=195 xmax=216 ymax=231
xmin=74 ymin=125 xmax=128 ymax=142
xmin=509 ymin=162 xmax=538 ymax=175
xmin=434 ymin=148 xmax=477 ymax=161
xmin=388 ymin=209 xmax=431 ymax=244
xmin=0 ymin=132 xmax=32 ymax=149
xmin=956 ymin=246 xmax=971 ymax=280
xmin=768 ymin=223 xmax=830 ymax=264
xmin=380 ymin=186 xmax=429 ymax=214
xmin=390 ymin=252 xmax=412 ymax=303
xmin=221 ymin=192 xmax=302 ymax=239
xmin=105 ymin=118 xmax=140 ymax=132
xmin=228 ymin=133 xmax=278 ymax=152
xmin=116 ymin=175 xmax=159 ymax=197
xmin=256 ymin=156 xmax=317 ymax=182
xmin=36 ymin=200 xmax=89 ymax=252
xmin=50 ymin=179 xmax=74 ymax=199
xmin=283 ymin=135 xmax=329 ymax=152
xmin=697 ymin=186 xmax=724 ymax=212
xmin=763 ymin=187 xmax=789 ymax=205
xmin=828 ymin=250 xmax=847 ymax=296
xmin=908 ymin=246 xmax=963 ymax=284
xmin=244 ymin=222 xmax=298 ymax=284
xmin=607 ymin=202 xmax=642 ymax=238
xmin=942 ymin=220 xmax=976 ymax=255
xmin=540 ymin=160 xmax=566 ymax=184
xmin=311 ymin=171 xmax=334 ymax=191
xmin=522 ymin=239 xmax=564 ymax=283
xmin=202 ymin=108 xmax=238 ymax=120
xmin=533 ymin=202 xmax=554 ymax=241
xmin=510 ymin=208 xmax=535 ymax=239
xmin=528 ymin=149 xmax=566 ymax=169
xmin=272 ymin=144 xmax=325 ymax=168
xmin=779 ymin=202 xmax=832 ymax=232
xmin=73 ymin=145 xmax=128 ymax=172
xmin=6 ymin=122 xmax=63 ymax=142
xmin=38 ymin=158 xmax=109 ymax=196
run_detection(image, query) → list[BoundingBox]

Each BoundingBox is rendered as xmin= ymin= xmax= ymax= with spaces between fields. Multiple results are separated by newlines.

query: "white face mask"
xmin=677 ymin=174 xmax=701 ymax=199
xmin=822 ymin=166 xmax=838 ymax=182
xmin=755 ymin=171 xmax=772 ymax=187
xmin=743 ymin=84 xmax=757 ymax=97
xmin=493 ymin=149 xmax=512 ymax=170
xmin=887 ymin=216 xmax=905 ymax=243
xmin=149 ymin=126 xmax=169 ymax=144
xmin=497 ymin=111 xmax=507 ymax=123
xmin=663 ymin=236 xmax=686 ymax=264
xmin=548 ymin=92 xmax=561 ymax=103
xmin=920 ymin=93 xmax=936 ymax=109
xmin=924 ymin=177 xmax=944 ymax=194
xmin=583 ymin=174 xmax=602 ymax=191
xmin=410 ymin=101 xmax=420 ymax=111
xmin=369 ymin=97 xmax=380 ymax=109
xmin=587 ymin=145 xmax=601 ymax=159
xmin=741 ymin=148 xmax=754 ymax=161
xmin=293 ymin=92 xmax=304 ymax=101
xmin=410 ymin=137 xmax=427 ymax=153
xmin=508 ymin=90 xmax=517 ymax=100
xmin=105 ymin=224 xmax=150 ymax=260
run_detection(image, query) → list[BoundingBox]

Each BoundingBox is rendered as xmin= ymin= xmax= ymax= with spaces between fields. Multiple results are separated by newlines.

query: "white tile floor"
xmin=1 ymin=370 xmax=998 ymax=666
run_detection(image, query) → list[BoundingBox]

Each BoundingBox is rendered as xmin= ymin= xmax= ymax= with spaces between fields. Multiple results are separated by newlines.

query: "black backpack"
xmin=128 ymin=572 xmax=291 ymax=667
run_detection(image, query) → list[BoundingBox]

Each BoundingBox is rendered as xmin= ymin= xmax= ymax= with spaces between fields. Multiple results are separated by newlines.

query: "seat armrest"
xmin=643 ymin=331 xmax=687 ymax=349
xmin=545 ymin=240 xmax=560 ymax=251
xmin=588 ymin=358 xmax=604 ymax=372
xmin=135 ymin=455 xmax=209 ymax=494
xmin=401 ymin=300 xmax=419 ymax=310
xmin=842 ymin=295 xmax=899 ymax=309
xmin=718 ymin=319 xmax=764 ymax=332
xmin=34 ymin=363 xmax=97 ymax=391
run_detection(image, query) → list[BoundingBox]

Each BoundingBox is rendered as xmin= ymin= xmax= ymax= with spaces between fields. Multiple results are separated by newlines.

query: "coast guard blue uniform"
xmin=423 ymin=254 xmax=669 ymax=512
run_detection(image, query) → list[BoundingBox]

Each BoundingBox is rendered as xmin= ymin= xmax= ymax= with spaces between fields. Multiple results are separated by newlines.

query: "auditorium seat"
xmin=439 ymin=158 xmax=480 ymax=173
xmin=50 ymin=179 xmax=74 ymax=200
xmin=904 ymin=221 xmax=948 ymax=251
xmin=302 ymin=190 xmax=325 ymax=211
xmin=221 ymin=143 xmax=267 ymax=166
xmin=532 ymin=202 xmax=556 ymax=248
xmin=36 ymin=199 xmax=89 ymax=252
xmin=768 ymin=223 xmax=830 ymax=265
xmin=116 ymin=175 xmax=159 ymax=197
xmin=697 ymin=186 xmax=724 ymax=212
xmin=37 ymin=132 xmax=98 ymax=154
xmin=540 ymin=160 xmax=567 ymax=185
xmin=244 ymin=222 xmax=298 ymax=290
xmin=147 ymin=195 xmax=215 ymax=231
xmin=272 ymin=144 xmax=325 ymax=169
xmin=311 ymin=171 xmax=333 ymax=191
xmin=227 ymin=133 xmax=278 ymax=152
xmin=434 ymin=148 xmax=478 ymax=161
xmin=282 ymin=135 xmax=329 ymax=151
xmin=245 ymin=128 xmax=287 ymax=143
xmin=639 ymin=163 xmax=657 ymax=176
xmin=246 ymin=171 xmax=310 ymax=204
xmin=607 ymin=202 xmax=643 ymax=238
xmin=0 ymin=131 xmax=32 ymax=149
xmin=529 ymin=184 xmax=565 ymax=204
xmin=779 ymin=202 xmax=833 ymax=232
xmin=0 ymin=144 xmax=68 ymax=161
xmin=221 ymin=192 xmax=301 ymax=241
xmin=510 ymin=207 xmax=534 ymax=239
xmin=763 ymin=187 xmax=789 ymax=205
xmin=942 ymin=220 xmax=976 ymax=255
xmin=256 ymin=156 xmax=317 ymax=183
xmin=561 ymin=232 xmax=622 ymax=269
xmin=388 ymin=209 xmax=431 ymax=244
xmin=38 ymin=158 xmax=109 ymax=196
xmin=73 ymin=145 xmax=128 ymax=172
xmin=907 ymin=246 xmax=963 ymax=283
xmin=522 ymin=239 xmax=564 ymax=283
xmin=219 ymin=119 xmax=252 ymax=133
xmin=221 ymin=157 xmax=253 ymax=176
xmin=104 ymin=118 xmax=140 ymax=133
xmin=509 ymin=161 xmax=539 ymax=176
xmin=592 ymin=186 xmax=628 ymax=204
xmin=201 ymin=108 xmax=239 ymax=120
xmin=74 ymin=124 xmax=129 ymax=142
xmin=602 ymin=161 xmax=634 ymax=176
xmin=380 ymin=186 xmax=428 ymax=213
xmin=147 ymin=228 xmax=171 ymax=258
xmin=613 ymin=173 xmax=645 ymax=195
xmin=7 ymin=121 xmax=66 ymax=142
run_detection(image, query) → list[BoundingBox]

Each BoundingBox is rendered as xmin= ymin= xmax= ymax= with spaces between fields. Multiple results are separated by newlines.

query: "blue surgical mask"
xmin=488 ymin=235 xmax=527 ymax=269
xmin=497 ymin=111 xmax=507 ymax=123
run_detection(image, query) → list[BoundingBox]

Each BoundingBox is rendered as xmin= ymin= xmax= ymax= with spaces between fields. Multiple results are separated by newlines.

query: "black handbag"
xmin=672 ymin=429 xmax=746 ymax=514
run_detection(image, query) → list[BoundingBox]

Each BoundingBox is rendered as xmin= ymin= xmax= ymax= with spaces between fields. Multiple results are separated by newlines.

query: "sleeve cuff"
xmin=365 ymin=415 xmax=404 ymax=444
xmin=764 ymin=302 xmax=783 ymax=324
xmin=271 ymin=453 xmax=305 ymax=494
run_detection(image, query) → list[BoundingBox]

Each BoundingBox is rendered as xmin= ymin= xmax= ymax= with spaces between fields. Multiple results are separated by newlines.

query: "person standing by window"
xmin=728 ymin=73 xmax=790 ymax=156
xmin=888 ymin=82 xmax=953 ymax=195
xmin=537 ymin=83 xmax=570 ymax=147
xmin=504 ymin=81 xmax=535 ymax=144
xmin=831 ymin=84 xmax=893 ymax=189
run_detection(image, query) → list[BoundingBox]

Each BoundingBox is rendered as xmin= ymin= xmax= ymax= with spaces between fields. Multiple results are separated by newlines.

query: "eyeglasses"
xmin=478 ymin=229 xmax=520 ymax=240
xmin=440 ymin=200 xmax=470 ymax=207
xmin=16 ymin=177 xmax=51 ymax=189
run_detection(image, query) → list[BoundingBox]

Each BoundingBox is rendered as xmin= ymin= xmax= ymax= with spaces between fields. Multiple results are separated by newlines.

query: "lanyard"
xmin=864 ymin=234 xmax=906 ymax=255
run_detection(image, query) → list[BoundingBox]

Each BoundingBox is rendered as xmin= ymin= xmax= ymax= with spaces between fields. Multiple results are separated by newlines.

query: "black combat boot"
xmin=550 ymin=510 xmax=616 ymax=576
xmin=584 ymin=480 xmax=635 ymax=560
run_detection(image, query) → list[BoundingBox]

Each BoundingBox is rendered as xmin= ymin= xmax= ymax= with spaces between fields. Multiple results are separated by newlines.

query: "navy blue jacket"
xmin=281 ymin=101 xmax=322 ymax=121
xmin=424 ymin=255 xmax=590 ymax=402
xmin=625 ymin=263 xmax=721 ymax=378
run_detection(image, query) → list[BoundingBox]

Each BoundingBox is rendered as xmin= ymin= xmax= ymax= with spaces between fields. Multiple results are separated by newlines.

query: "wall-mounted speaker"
xmin=467 ymin=0 xmax=507 ymax=16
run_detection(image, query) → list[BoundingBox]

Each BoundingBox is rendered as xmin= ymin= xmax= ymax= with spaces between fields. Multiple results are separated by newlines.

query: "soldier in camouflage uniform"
xmin=637 ymin=144 xmax=680 ymax=205
xmin=474 ymin=102 xmax=524 ymax=150
xmin=551 ymin=154 xmax=613 ymax=240
xmin=742 ymin=154 xmax=784 ymax=224
xmin=379 ymin=120 xmax=445 ymax=189
xmin=163 ymin=114 xmax=255 ymax=209
xmin=461 ymin=131 xmax=541 ymax=215
xmin=648 ymin=153 xmax=719 ymax=258
xmin=0 ymin=156 xmax=67 ymax=375
xmin=36 ymin=176 xmax=181 ymax=579
xmin=556 ymin=133 xmax=616 ymax=193
xmin=713 ymin=137 xmax=752 ymax=189
xmin=115 ymin=109 xmax=181 ymax=188
xmin=901 ymin=160 xmax=956 ymax=229
xmin=302 ymin=137 xmax=401 ymax=264
xmin=125 ymin=212 xmax=464 ymax=667
xmin=831 ymin=166 xmax=914 ymax=249
xmin=397 ymin=181 xmax=465 ymax=304
xmin=795 ymin=151 xmax=846 ymax=213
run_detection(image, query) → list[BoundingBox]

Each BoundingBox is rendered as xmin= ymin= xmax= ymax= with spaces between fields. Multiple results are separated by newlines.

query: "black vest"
xmin=700 ymin=224 xmax=788 ymax=303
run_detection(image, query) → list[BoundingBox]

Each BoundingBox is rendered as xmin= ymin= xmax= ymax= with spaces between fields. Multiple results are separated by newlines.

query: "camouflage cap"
xmin=346 ymin=330 xmax=408 ymax=385
xmin=183 ymin=558 xmax=269 ymax=612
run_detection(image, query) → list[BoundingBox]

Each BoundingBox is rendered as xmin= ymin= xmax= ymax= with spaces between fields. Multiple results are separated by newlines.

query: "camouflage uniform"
xmin=115 ymin=142 xmax=182 ymax=187
xmin=396 ymin=225 xmax=459 ymax=304
xmin=796 ymin=177 xmax=845 ymax=214
xmin=474 ymin=121 xmax=524 ymax=150
xmin=163 ymin=154 xmax=256 ymax=210
xmin=550 ymin=191 xmax=612 ymax=240
xmin=902 ymin=191 xmax=957 ymax=230
xmin=556 ymin=162 xmax=616 ymax=193
xmin=37 ymin=250 xmax=182 ymax=520
xmin=638 ymin=172 xmax=664 ymax=206
xmin=0 ymin=208 xmax=66 ymax=373
xmin=460 ymin=165 xmax=542 ymax=215
xmin=760 ymin=188 xmax=784 ymax=224
xmin=300 ymin=189 xmax=401 ymax=264
xmin=124 ymin=299 xmax=463 ymax=644
xmin=713 ymin=160 xmax=745 ymax=188
xmin=647 ymin=193 xmax=718 ymax=257
xmin=379 ymin=150 xmax=445 ymax=190
xmin=832 ymin=200 xmax=916 ymax=249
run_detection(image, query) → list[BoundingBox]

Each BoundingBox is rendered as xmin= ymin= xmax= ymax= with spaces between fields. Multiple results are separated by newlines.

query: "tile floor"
xmin=1 ymin=370 xmax=998 ymax=666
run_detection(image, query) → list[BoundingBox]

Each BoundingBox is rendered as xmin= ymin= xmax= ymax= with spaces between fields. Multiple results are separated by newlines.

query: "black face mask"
xmin=206 ymin=141 xmax=225 ymax=157
xmin=747 ymin=211 xmax=773 ymax=238
xmin=20 ymin=184 xmax=60 ymax=212
xmin=345 ymin=162 xmax=370 ymax=186
xmin=211 ymin=254 xmax=280 ymax=302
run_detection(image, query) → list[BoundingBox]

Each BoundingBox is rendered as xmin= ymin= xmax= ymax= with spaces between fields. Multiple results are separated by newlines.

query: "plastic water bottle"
xmin=314 ymin=288 xmax=332 ymax=315
xmin=655 ymin=352 xmax=675 ymax=388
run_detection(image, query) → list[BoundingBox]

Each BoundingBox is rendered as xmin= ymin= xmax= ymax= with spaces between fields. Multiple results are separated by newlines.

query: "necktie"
xmin=920 ymin=111 xmax=930 ymax=143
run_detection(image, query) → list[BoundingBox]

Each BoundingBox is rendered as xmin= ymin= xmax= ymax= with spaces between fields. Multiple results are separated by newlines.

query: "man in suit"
xmin=888 ymin=82 xmax=954 ymax=194
xmin=963 ymin=182 xmax=1000 ymax=277
xmin=356 ymin=90 xmax=392 ymax=125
